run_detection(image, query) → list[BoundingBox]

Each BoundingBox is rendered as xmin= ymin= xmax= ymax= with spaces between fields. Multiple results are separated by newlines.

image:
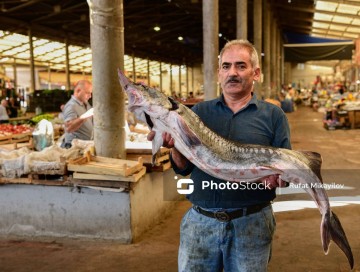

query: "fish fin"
xmin=151 ymin=130 xmax=163 ymax=165
xmin=299 ymin=151 xmax=323 ymax=182
xmin=174 ymin=112 xmax=201 ymax=146
xmin=321 ymin=212 xmax=354 ymax=269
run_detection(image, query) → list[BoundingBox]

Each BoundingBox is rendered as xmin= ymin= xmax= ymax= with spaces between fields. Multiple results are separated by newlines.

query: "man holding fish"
xmin=148 ymin=39 xmax=291 ymax=271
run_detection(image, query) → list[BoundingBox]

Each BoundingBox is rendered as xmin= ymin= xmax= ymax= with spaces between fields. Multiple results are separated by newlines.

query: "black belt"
xmin=193 ymin=202 xmax=271 ymax=222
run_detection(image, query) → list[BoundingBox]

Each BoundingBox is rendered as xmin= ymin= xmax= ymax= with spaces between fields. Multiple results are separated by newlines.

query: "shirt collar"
xmin=216 ymin=92 xmax=259 ymax=109
xmin=72 ymin=95 xmax=86 ymax=107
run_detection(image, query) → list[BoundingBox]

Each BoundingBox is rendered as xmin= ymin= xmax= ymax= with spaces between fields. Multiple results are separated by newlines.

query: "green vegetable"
xmin=31 ymin=113 xmax=54 ymax=123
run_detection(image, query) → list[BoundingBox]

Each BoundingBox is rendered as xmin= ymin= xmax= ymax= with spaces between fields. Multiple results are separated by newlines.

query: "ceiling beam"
xmin=31 ymin=2 xmax=87 ymax=23
xmin=318 ymin=0 xmax=360 ymax=7
xmin=272 ymin=3 xmax=315 ymax=14
xmin=1 ymin=0 xmax=44 ymax=13
xmin=315 ymin=9 xmax=360 ymax=19
xmin=314 ymin=20 xmax=360 ymax=29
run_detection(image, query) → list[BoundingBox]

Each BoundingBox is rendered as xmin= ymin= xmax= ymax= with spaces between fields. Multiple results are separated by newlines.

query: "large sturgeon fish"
xmin=118 ymin=69 xmax=354 ymax=269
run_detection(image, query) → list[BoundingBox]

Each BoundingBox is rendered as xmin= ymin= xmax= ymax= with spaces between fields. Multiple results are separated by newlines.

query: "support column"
xmin=271 ymin=16 xmax=277 ymax=97
xmin=13 ymin=58 xmax=17 ymax=91
xmin=28 ymin=29 xmax=36 ymax=93
xmin=356 ymin=66 xmax=359 ymax=92
xmin=203 ymin=0 xmax=218 ymax=100
xmin=65 ymin=39 xmax=71 ymax=90
xmin=147 ymin=58 xmax=150 ymax=86
xmin=48 ymin=64 xmax=51 ymax=90
xmin=88 ymin=0 xmax=125 ymax=158
xmin=170 ymin=64 xmax=173 ymax=94
xmin=186 ymin=66 xmax=189 ymax=97
xmin=132 ymin=54 xmax=136 ymax=82
xmin=253 ymin=0 xmax=262 ymax=98
xmin=263 ymin=0 xmax=271 ymax=99
xmin=179 ymin=65 xmax=182 ymax=97
xmin=159 ymin=62 xmax=162 ymax=92
xmin=192 ymin=67 xmax=195 ymax=94
xmin=236 ymin=0 xmax=247 ymax=39
xmin=276 ymin=28 xmax=282 ymax=94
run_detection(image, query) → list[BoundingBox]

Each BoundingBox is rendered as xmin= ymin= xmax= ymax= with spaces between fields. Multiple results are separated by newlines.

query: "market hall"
xmin=0 ymin=1 xmax=360 ymax=271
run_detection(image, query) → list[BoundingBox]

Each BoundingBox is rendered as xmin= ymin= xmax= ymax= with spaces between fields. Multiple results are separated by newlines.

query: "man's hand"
xmin=147 ymin=131 xmax=188 ymax=169
xmin=147 ymin=131 xmax=175 ymax=148
xmin=260 ymin=175 xmax=289 ymax=189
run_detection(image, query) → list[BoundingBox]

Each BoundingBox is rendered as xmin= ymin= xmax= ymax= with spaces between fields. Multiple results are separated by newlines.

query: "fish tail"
xmin=321 ymin=211 xmax=354 ymax=269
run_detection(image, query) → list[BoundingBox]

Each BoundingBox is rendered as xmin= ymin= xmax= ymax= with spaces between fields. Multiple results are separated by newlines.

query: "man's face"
xmin=78 ymin=84 xmax=92 ymax=103
xmin=218 ymin=45 xmax=260 ymax=97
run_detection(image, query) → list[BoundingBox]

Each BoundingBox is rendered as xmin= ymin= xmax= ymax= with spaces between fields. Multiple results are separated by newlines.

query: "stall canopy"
xmin=283 ymin=32 xmax=355 ymax=63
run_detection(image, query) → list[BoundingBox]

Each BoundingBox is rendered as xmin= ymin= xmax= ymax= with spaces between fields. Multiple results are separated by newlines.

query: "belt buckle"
xmin=214 ymin=211 xmax=230 ymax=222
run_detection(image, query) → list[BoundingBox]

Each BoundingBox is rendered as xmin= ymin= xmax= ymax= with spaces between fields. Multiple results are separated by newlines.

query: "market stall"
xmin=0 ymin=120 xmax=181 ymax=242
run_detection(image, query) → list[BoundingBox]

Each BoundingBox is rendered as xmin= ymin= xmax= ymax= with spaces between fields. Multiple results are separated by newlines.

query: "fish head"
xmin=118 ymin=69 xmax=177 ymax=127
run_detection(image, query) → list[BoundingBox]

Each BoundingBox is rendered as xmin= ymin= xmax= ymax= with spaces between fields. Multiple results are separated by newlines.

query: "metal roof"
xmin=0 ymin=0 xmax=359 ymax=75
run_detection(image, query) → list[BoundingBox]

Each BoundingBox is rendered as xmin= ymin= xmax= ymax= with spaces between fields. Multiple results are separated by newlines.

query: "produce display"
xmin=0 ymin=124 xmax=33 ymax=137
xmin=31 ymin=113 xmax=54 ymax=124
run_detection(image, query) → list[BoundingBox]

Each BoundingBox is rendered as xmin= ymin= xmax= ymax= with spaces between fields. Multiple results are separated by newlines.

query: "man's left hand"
xmin=260 ymin=175 xmax=289 ymax=189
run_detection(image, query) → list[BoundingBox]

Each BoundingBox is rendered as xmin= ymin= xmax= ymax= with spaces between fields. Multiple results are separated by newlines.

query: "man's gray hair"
xmin=74 ymin=80 xmax=92 ymax=92
xmin=218 ymin=39 xmax=260 ymax=69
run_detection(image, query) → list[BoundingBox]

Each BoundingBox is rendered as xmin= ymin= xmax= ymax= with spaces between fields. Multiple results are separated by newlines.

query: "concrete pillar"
xmin=47 ymin=64 xmax=51 ymax=90
xmin=356 ymin=66 xmax=359 ymax=92
xmin=12 ymin=58 xmax=17 ymax=91
xmin=263 ymin=0 xmax=271 ymax=99
xmin=65 ymin=39 xmax=71 ymax=90
xmin=203 ymin=0 xmax=218 ymax=100
xmin=253 ymin=0 xmax=262 ymax=98
xmin=236 ymin=0 xmax=247 ymax=39
xmin=132 ymin=54 xmax=136 ymax=82
xmin=192 ymin=67 xmax=195 ymax=93
xmin=271 ymin=17 xmax=277 ymax=97
xmin=159 ymin=62 xmax=162 ymax=92
xmin=281 ymin=46 xmax=285 ymax=87
xmin=179 ymin=65 xmax=181 ymax=96
xmin=276 ymin=27 xmax=282 ymax=95
xmin=147 ymin=58 xmax=150 ymax=86
xmin=186 ymin=66 xmax=189 ymax=97
xmin=170 ymin=64 xmax=173 ymax=94
xmin=88 ymin=0 xmax=125 ymax=159
xmin=28 ymin=29 xmax=36 ymax=93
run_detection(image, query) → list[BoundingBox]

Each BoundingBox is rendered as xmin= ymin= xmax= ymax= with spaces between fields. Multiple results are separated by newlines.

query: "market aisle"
xmin=0 ymin=105 xmax=359 ymax=272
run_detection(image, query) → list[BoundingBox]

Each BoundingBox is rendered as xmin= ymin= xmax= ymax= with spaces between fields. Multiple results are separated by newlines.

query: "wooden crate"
xmin=71 ymin=166 xmax=146 ymax=183
xmin=67 ymin=153 xmax=144 ymax=178
xmin=126 ymin=147 xmax=171 ymax=172
xmin=0 ymin=172 xmax=67 ymax=186
xmin=0 ymin=132 xmax=32 ymax=145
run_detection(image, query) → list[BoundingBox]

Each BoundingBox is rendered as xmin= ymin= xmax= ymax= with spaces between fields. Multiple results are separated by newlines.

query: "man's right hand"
xmin=147 ymin=131 xmax=175 ymax=148
xmin=147 ymin=131 xmax=188 ymax=170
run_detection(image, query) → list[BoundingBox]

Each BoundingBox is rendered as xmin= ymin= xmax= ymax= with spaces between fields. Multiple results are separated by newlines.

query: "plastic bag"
xmin=32 ymin=119 xmax=54 ymax=151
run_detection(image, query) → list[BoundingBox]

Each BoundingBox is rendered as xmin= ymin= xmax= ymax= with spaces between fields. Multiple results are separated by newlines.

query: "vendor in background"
xmin=61 ymin=80 xmax=93 ymax=148
xmin=0 ymin=99 xmax=9 ymax=123
xmin=8 ymin=97 xmax=19 ymax=118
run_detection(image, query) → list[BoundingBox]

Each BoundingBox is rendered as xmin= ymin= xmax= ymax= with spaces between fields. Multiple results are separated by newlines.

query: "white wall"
xmin=286 ymin=62 xmax=334 ymax=89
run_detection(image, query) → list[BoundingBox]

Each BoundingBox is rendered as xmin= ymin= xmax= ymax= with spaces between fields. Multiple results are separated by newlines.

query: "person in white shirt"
xmin=0 ymin=99 xmax=9 ymax=123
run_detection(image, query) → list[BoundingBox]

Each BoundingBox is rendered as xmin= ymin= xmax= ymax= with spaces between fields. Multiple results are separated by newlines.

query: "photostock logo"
xmin=175 ymin=176 xmax=194 ymax=194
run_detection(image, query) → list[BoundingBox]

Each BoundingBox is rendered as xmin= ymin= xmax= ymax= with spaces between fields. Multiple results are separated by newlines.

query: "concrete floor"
xmin=0 ymin=104 xmax=359 ymax=272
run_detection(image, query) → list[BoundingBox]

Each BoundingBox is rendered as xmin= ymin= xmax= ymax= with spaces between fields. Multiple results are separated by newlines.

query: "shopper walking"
xmin=148 ymin=39 xmax=291 ymax=271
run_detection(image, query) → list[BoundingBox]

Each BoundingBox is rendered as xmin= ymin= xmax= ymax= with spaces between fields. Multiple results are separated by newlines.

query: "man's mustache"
xmin=226 ymin=76 xmax=241 ymax=84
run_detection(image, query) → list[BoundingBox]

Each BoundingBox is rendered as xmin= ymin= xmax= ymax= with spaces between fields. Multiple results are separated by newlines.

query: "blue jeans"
xmin=178 ymin=205 xmax=276 ymax=272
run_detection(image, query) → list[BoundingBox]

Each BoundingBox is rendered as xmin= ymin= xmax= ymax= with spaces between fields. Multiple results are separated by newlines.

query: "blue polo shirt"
xmin=172 ymin=94 xmax=291 ymax=208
